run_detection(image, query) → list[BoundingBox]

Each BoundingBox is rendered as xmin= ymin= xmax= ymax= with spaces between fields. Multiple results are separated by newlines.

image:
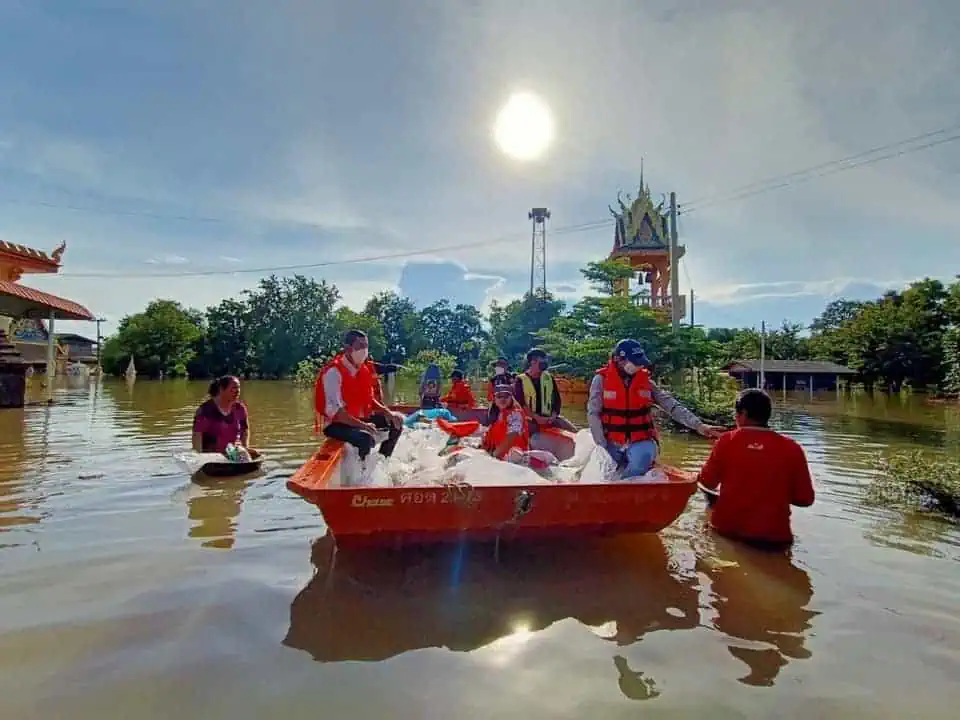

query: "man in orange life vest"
xmin=588 ymin=339 xmax=724 ymax=478
xmin=315 ymin=329 xmax=403 ymax=460
xmin=442 ymin=369 xmax=477 ymax=409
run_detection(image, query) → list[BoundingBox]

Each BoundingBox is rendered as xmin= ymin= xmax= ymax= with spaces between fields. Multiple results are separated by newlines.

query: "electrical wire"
xmin=681 ymin=124 xmax=960 ymax=214
xmin=59 ymin=218 xmax=615 ymax=279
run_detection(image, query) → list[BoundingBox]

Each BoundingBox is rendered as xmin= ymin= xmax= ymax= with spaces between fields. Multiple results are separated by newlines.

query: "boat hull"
xmin=289 ymin=408 xmax=696 ymax=547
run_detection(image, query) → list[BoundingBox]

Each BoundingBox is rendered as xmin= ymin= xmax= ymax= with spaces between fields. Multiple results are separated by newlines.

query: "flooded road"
xmin=1 ymin=379 xmax=959 ymax=718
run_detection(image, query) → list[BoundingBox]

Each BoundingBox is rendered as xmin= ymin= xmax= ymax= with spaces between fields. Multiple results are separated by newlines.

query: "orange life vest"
xmin=482 ymin=403 xmax=530 ymax=457
xmin=597 ymin=360 xmax=658 ymax=445
xmin=442 ymin=380 xmax=477 ymax=409
xmin=313 ymin=354 xmax=378 ymax=432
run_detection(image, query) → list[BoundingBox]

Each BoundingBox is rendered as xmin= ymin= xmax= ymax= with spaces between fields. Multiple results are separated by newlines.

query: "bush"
xmin=868 ymin=450 xmax=960 ymax=517
xmin=293 ymin=358 xmax=322 ymax=387
xmin=662 ymin=369 xmax=738 ymax=427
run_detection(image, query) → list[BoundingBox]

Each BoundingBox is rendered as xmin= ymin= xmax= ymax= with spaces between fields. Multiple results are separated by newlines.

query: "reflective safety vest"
xmin=519 ymin=371 xmax=555 ymax=415
xmin=313 ymin=354 xmax=377 ymax=432
xmin=597 ymin=360 xmax=658 ymax=444
xmin=482 ymin=404 xmax=530 ymax=457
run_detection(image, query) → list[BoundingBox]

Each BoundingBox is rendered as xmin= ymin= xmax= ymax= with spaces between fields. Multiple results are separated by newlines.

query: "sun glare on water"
xmin=493 ymin=91 xmax=556 ymax=162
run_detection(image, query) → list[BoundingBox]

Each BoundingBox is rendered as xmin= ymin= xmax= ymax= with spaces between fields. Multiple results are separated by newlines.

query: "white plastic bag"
xmin=173 ymin=451 xmax=228 ymax=475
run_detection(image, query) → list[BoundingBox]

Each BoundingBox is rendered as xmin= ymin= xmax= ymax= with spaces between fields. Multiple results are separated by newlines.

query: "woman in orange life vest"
xmin=442 ymin=369 xmax=477 ymax=409
xmin=482 ymin=381 xmax=530 ymax=459
xmin=588 ymin=339 xmax=725 ymax=478
xmin=314 ymin=329 xmax=404 ymax=461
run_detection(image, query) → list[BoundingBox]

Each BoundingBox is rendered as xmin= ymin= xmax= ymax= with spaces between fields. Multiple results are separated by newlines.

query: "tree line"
xmin=100 ymin=260 xmax=960 ymax=397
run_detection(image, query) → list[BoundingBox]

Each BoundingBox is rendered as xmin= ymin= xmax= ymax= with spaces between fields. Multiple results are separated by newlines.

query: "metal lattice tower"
xmin=528 ymin=207 xmax=550 ymax=297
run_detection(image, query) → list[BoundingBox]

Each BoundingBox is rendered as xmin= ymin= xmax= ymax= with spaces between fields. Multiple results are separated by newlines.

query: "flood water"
xmin=1 ymin=378 xmax=959 ymax=719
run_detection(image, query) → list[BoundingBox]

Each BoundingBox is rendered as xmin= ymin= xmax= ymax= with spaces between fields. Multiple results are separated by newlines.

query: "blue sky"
xmin=1 ymin=0 xmax=958 ymax=339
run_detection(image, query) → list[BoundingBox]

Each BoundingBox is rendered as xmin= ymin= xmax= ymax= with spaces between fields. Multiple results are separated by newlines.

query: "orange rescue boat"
xmin=287 ymin=404 xmax=697 ymax=548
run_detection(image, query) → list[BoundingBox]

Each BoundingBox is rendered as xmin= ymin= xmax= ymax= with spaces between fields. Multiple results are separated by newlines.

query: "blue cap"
xmin=613 ymin=338 xmax=650 ymax=367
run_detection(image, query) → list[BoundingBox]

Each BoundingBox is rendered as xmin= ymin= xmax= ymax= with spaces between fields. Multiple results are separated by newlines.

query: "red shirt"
xmin=698 ymin=426 xmax=815 ymax=545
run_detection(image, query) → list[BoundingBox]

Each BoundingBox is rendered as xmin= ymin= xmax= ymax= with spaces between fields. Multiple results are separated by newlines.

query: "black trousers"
xmin=323 ymin=412 xmax=401 ymax=460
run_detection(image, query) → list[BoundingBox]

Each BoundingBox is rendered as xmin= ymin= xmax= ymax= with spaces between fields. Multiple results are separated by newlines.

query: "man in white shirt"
xmin=317 ymin=330 xmax=403 ymax=460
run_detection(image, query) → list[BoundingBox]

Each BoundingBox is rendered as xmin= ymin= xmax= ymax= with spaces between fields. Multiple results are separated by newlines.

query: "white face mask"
xmin=622 ymin=361 xmax=639 ymax=375
xmin=494 ymin=367 xmax=506 ymax=375
xmin=351 ymin=348 xmax=369 ymax=365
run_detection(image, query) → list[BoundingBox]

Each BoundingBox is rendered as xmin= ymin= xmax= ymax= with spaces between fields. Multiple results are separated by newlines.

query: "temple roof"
xmin=0 ymin=280 xmax=94 ymax=320
xmin=0 ymin=240 xmax=65 ymax=273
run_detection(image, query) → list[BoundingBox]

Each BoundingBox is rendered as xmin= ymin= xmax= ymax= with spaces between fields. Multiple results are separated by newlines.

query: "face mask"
xmin=622 ymin=361 xmax=638 ymax=375
xmin=495 ymin=367 xmax=506 ymax=375
xmin=351 ymin=348 xmax=369 ymax=365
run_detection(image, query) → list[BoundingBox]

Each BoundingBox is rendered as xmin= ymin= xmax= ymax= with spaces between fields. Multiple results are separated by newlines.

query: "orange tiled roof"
xmin=0 ymin=280 xmax=94 ymax=320
xmin=0 ymin=240 xmax=61 ymax=267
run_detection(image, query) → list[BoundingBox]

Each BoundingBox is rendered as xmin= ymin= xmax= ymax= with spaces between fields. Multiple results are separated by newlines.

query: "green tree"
xmin=765 ymin=321 xmax=810 ymax=361
xmin=190 ymin=298 xmax=253 ymax=378
xmin=580 ymin=258 xmax=636 ymax=296
xmin=809 ymin=299 xmax=865 ymax=333
xmin=244 ymin=275 xmax=341 ymax=378
xmin=488 ymin=290 xmax=565 ymax=364
xmin=363 ymin=291 xmax=421 ymax=363
xmin=101 ymin=300 xmax=203 ymax=378
xmin=942 ymin=326 xmax=960 ymax=397
xmin=416 ymin=300 xmax=487 ymax=368
xmin=334 ymin=307 xmax=386 ymax=360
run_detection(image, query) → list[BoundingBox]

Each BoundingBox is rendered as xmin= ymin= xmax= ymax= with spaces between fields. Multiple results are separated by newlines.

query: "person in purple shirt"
xmin=192 ymin=376 xmax=250 ymax=454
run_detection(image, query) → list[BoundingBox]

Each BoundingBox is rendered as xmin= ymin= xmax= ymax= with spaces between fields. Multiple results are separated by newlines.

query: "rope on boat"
xmin=493 ymin=489 xmax=536 ymax=563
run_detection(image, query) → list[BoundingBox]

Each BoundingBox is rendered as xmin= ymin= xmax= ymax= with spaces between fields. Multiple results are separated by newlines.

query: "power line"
xmin=58 ymin=218 xmax=614 ymax=279
xmin=681 ymin=122 xmax=960 ymax=214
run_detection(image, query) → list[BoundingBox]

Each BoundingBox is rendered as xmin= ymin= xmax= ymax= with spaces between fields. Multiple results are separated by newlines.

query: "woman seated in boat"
xmin=482 ymin=381 xmax=530 ymax=460
xmin=192 ymin=376 xmax=250 ymax=454
xmin=419 ymin=363 xmax=443 ymax=409
xmin=588 ymin=339 xmax=724 ymax=479
xmin=442 ymin=369 xmax=477 ymax=409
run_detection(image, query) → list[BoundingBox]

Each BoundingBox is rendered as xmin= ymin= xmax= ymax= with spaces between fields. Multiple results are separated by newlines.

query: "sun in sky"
xmin=492 ymin=91 xmax=556 ymax=162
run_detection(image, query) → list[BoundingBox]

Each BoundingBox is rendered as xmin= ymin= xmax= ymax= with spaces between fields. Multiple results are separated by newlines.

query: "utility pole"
xmin=759 ymin=320 xmax=766 ymax=389
xmin=95 ymin=317 xmax=105 ymax=368
xmin=528 ymin=207 xmax=550 ymax=298
xmin=669 ymin=192 xmax=681 ymax=332
xmin=689 ymin=289 xmax=695 ymax=327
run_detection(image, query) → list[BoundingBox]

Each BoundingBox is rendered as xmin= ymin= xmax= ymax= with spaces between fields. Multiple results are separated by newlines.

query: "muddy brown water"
xmin=1 ymin=378 xmax=959 ymax=718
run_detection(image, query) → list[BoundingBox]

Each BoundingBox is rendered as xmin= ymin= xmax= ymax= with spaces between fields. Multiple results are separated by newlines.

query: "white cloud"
xmin=145 ymin=254 xmax=189 ymax=265
xmin=694 ymin=274 xmax=955 ymax=306
xmin=2 ymin=0 xmax=958 ymax=334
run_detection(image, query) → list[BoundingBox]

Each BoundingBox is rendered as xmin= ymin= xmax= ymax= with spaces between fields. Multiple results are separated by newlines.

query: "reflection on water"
xmin=183 ymin=476 xmax=256 ymax=550
xmin=698 ymin=537 xmax=817 ymax=687
xmin=285 ymin=534 xmax=698 ymax=667
xmin=1 ymin=378 xmax=959 ymax=718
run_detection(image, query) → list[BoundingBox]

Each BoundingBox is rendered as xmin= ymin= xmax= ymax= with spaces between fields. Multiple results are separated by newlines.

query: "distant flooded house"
xmin=723 ymin=360 xmax=856 ymax=392
xmin=54 ymin=333 xmax=98 ymax=367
